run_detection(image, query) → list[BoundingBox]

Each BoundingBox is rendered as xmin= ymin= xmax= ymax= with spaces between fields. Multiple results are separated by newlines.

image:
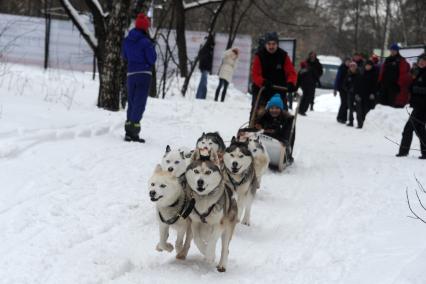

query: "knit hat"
xmin=266 ymin=94 xmax=285 ymax=110
xmin=418 ymin=53 xmax=426 ymax=61
xmin=135 ymin=13 xmax=150 ymax=32
xmin=389 ymin=43 xmax=400 ymax=51
xmin=264 ymin=32 xmax=279 ymax=43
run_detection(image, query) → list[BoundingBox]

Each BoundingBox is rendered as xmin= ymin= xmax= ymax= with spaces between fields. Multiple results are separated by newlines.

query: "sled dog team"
xmin=148 ymin=132 xmax=269 ymax=272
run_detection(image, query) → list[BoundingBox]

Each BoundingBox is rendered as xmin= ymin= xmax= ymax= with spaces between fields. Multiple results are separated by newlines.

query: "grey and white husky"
xmin=196 ymin=132 xmax=226 ymax=159
xmin=246 ymin=136 xmax=269 ymax=185
xmin=148 ymin=165 xmax=193 ymax=260
xmin=223 ymin=137 xmax=258 ymax=226
xmin=185 ymin=149 xmax=238 ymax=272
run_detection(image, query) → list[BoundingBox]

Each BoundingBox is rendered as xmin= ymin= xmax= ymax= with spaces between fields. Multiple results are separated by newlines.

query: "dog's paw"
xmin=241 ymin=219 xmax=250 ymax=226
xmin=156 ymin=242 xmax=174 ymax=252
xmin=176 ymin=252 xmax=187 ymax=260
xmin=216 ymin=265 xmax=226 ymax=273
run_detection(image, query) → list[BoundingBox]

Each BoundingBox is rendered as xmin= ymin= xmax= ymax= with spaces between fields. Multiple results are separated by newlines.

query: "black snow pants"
xmin=337 ymin=90 xmax=348 ymax=122
xmin=398 ymin=107 xmax=426 ymax=157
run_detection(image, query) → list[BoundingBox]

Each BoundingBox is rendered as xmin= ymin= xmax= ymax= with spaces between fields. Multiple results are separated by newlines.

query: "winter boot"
xmin=124 ymin=122 xmax=145 ymax=143
xmin=347 ymin=121 xmax=354 ymax=127
xmin=395 ymin=152 xmax=408 ymax=157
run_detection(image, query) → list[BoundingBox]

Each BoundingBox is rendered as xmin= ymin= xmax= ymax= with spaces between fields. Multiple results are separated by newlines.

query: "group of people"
xmin=119 ymin=11 xmax=424 ymax=160
xmin=195 ymin=36 xmax=240 ymax=102
xmin=333 ymin=45 xmax=426 ymax=159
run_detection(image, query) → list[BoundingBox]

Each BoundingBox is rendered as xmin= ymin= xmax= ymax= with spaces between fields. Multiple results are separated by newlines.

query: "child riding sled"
xmin=255 ymin=94 xmax=295 ymax=164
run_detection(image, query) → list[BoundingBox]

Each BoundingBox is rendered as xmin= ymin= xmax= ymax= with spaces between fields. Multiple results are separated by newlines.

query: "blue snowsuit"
xmin=122 ymin=28 xmax=157 ymax=124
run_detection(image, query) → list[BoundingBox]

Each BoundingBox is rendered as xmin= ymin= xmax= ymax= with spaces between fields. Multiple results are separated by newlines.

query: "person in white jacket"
xmin=214 ymin=47 xmax=239 ymax=102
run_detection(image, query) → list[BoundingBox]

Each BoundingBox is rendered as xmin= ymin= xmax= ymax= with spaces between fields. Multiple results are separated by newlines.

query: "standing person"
xmin=195 ymin=34 xmax=215 ymax=99
xmin=334 ymin=57 xmax=351 ymax=123
xmin=354 ymin=60 xmax=379 ymax=128
xmin=306 ymin=51 xmax=323 ymax=111
xmin=352 ymin=52 xmax=365 ymax=69
xmin=297 ymin=61 xmax=316 ymax=116
xmin=343 ymin=62 xmax=361 ymax=127
xmin=250 ymin=32 xmax=297 ymax=120
xmin=215 ymin=47 xmax=239 ymax=102
xmin=396 ymin=53 xmax=426 ymax=159
xmin=121 ymin=12 xmax=157 ymax=143
xmin=378 ymin=43 xmax=411 ymax=107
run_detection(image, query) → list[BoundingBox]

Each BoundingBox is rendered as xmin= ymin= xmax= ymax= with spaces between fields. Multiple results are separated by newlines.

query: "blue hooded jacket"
xmin=122 ymin=28 xmax=157 ymax=73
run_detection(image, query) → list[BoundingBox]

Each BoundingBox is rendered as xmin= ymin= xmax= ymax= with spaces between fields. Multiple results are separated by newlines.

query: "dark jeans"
xmin=126 ymin=73 xmax=151 ymax=123
xmin=215 ymin=78 xmax=229 ymax=102
xmin=399 ymin=107 xmax=426 ymax=156
xmin=196 ymin=70 xmax=208 ymax=99
xmin=337 ymin=90 xmax=348 ymax=122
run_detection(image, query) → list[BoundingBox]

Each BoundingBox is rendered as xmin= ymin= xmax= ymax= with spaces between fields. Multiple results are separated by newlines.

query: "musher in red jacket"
xmin=250 ymin=32 xmax=297 ymax=119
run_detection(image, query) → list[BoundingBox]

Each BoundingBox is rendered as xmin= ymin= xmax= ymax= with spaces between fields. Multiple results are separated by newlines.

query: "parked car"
xmin=317 ymin=55 xmax=342 ymax=89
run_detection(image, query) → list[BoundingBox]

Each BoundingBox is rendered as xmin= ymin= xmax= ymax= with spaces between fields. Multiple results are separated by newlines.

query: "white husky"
xmin=223 ymin=137 xmax=258 ymax=226
xmin=185 ymin=149 xmax=238 ymax=272
xmin=161 ymin=145 xmax=188 ymax=179
xmin=148 ymin=165 xmax=193 ymax=259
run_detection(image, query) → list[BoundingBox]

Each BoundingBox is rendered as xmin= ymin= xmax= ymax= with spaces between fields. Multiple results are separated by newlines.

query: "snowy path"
xmin=1 ymin=67 xmax=426 ymax=283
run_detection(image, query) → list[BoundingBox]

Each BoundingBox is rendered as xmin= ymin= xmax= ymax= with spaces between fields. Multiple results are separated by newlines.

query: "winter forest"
xmin=1 ymin=0 xmax=426 ymax=283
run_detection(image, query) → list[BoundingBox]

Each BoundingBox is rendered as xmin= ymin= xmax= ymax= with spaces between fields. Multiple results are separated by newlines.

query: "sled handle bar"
xmin=271 ymin=85 xmax=288 ymax=92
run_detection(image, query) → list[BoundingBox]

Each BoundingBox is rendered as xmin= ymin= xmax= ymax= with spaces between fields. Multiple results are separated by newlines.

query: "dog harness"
xmin=225 ymin=165 xmax=255 ymax=189
xmin=158 ymin=194 xmax=195 ymax=225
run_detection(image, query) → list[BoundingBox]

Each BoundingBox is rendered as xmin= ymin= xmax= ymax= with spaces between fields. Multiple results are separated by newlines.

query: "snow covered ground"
xmin=1 ymin=64 xmax=426 ymax=284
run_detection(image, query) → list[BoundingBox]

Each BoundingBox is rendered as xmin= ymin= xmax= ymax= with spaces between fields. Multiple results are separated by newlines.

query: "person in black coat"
xmin=297 ymin=61 xmax=317 ymax=115
xmin=195 ymin=34 xmax=215 ymax=99
xmin=306 ymin=51 xmax=323 ymax=111
xmin=354 ymin=60 xmax=379 ymax=128
xmin=334 ymin=57 xmax=351 ymax=123
xmin=396 ymin=53 xmax=426 ymax=159
xmin=343 ymin=62 xmax=362 ymax=127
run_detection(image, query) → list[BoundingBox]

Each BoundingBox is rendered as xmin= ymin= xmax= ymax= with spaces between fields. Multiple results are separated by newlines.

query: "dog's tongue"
xmin=200 ymin=148 xmax=209 ymax=156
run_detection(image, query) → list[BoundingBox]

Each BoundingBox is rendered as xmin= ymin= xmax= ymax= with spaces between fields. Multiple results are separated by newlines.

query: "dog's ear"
xmin=154 ymin=164 xmax=162 ymax=174
xmin=209 ymin=149 xmax=220 ymax=166
xmin=166 ymin=145 xmax=171 ymax=153
xmin=191 ymin=149 xmax=201 ymax=161
xmin=231 ymin=136 xmax=237 ymax=144
xmin=255 ymin=136 xmax=260 ymax=143
xmin=179 ymin=151 xmax=185 ymax=160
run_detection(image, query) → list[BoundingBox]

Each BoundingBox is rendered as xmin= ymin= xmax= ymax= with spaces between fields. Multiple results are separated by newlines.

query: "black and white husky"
xmin=185 ymin=149 xmax=238 ymax=272
xmin=148 ymin=165 xmax=193 ymax=260
xmin=196 ymin=132 xmax=226 ymax=159
xmin=223 ymin=137 xmax=258 ymax=226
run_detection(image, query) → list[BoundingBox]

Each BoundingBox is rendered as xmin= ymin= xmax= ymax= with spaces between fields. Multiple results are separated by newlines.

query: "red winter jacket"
xmin=379 ymin=55 xmax=412 ymax=107
xmin=251 ymin=49 xmax=297 ymax=89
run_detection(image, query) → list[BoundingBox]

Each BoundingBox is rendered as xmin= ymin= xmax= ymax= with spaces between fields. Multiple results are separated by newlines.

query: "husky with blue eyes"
xmin=185 ymin=149 xmax=238 ymax=272
xmin=223 ymin=137 xmax=258 ymax=226
xmin=148 ymin=165 xmax=194 ymax=260
xmin=161 ymin=145 xmax=188 ymax=179
xmin=246 ymin=135 xmax=269 ymax=186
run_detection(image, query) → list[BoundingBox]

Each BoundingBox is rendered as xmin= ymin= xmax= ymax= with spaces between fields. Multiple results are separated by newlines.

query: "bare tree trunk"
xmin=226 ymin=0 xmax=238 ymax=49
xmin=174 ymin=0 xmax=188 ymax=77
xmin=354 ymin=0 xmax=360 ymax=52
xmin=396 ymin=0 xmax=408 ymax=45
xmin=381 ymin=0 xmax=391 ymax=57
xmin=97 ymin=0 xmax=131 ymax=110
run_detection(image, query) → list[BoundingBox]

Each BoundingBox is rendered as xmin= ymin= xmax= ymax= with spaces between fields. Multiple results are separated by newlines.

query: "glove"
xmin=355 ymin=94 xmax=361 ymax=102
xmin=263 ymin=80 xmax=273 ymax=90
xmin=286 ymin=83 xmax=297 ymax=93
xmin=369 ymin=94 xmax=375 ymax=100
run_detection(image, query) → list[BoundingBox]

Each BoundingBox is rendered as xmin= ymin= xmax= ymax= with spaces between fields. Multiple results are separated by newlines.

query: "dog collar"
xmin=158 ymin=195 xmax=194 ymax=225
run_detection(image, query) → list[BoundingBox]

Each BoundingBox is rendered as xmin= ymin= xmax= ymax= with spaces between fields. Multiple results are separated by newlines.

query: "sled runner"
xmin=241 ymin=87 xmax=301 ymax=172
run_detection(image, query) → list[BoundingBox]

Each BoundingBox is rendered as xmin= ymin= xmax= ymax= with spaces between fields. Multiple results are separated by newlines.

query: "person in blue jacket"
xmin=122 ymin=12 xmax=157 ymax=143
